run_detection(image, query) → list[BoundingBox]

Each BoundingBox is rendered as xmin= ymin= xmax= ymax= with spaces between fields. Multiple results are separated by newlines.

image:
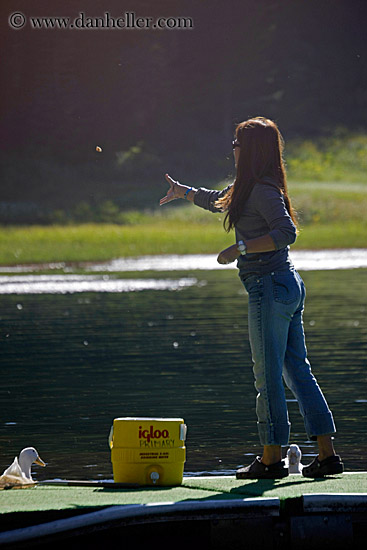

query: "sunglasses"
xmin=232 ymin=139 xmax=241 ymax=149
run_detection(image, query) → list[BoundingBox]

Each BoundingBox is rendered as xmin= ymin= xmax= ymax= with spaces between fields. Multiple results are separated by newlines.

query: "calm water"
xmin=0 ymin=268 xmax=366 ymax=480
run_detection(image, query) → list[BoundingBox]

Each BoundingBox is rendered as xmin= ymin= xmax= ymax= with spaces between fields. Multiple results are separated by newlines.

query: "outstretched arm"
xmin=159 ymin=174 xmax=197 ymax=205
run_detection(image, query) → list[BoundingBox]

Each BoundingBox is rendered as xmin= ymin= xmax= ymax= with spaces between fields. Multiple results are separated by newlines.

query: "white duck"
xmin=286 ymin=444 xmax=303 ymax=474
xmin=0 ymin=447 xmax=46 ymax=488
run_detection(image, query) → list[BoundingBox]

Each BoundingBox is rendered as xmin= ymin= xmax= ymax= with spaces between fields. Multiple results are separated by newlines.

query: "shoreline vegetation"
xmin=1 ymin=134 xmax=366 ymax=265
xmin=0 ymin=185 xmax=366 ymax=266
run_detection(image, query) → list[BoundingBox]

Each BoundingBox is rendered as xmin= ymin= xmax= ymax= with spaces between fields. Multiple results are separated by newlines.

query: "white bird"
xmin=286 ymin=444 xmax=303 ymax=474
xmin=0 ymin=447 xmax=46 ymax=489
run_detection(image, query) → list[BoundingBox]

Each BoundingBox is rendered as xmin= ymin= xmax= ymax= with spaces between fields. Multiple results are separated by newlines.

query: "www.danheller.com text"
xmin=8 ymin=11 xmax=194 ymax=31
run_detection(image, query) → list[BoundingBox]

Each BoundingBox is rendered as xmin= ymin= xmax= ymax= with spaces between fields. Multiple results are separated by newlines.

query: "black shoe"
xmin=236 ymin=457 xmax=289 ymax=480
xmin=302 ymin=455 xmax=344 ymax=478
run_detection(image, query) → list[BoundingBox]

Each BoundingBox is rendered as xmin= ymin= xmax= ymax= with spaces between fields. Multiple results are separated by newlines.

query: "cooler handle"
xmin=180 ymin=423 xmax=187 ymax=441
xmin=108 ymin=425 xmax=113 ymax=449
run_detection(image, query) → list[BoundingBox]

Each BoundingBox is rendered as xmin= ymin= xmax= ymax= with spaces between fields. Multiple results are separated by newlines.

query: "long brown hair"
xmin=216 ymin=117 xmax=298 ymax=232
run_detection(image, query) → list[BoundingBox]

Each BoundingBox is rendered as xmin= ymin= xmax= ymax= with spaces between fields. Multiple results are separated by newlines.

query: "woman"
xmin=160 ymin=116 xmax=343 ymax=479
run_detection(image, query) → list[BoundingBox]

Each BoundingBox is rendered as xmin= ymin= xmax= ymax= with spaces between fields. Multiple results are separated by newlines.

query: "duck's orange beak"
xmin=35 ymin=457 xmax=46 ymax=467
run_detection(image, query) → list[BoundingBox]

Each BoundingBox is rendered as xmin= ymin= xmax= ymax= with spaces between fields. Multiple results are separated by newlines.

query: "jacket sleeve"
xmin=252 ymin=184 xmax=297 ymax=249
xmin=193 ymin=184 xmax=233 ymax=213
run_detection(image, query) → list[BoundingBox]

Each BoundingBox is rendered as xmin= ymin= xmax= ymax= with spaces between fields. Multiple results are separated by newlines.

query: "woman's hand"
xmin=159 ymin=174 xmax=184 ymax=206
xmin=217 ymin=244 xmax=241 ymax=265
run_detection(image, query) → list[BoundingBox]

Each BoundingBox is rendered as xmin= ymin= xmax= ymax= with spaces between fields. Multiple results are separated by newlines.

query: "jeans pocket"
xmin=271 ymin=271 xmax=299 ymax=304
xmin=242 ymin=275 xmax=263 ymax=297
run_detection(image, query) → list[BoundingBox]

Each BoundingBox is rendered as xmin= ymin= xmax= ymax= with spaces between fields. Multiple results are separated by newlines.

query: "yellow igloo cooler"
xmin=109 ymin=417 xmax=187 ymax=486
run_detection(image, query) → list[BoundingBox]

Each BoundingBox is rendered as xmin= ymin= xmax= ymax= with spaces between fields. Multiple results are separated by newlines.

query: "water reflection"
xmin=0 ymin=269 xmax=366 ymax=480
xmin=89 ymin=250 xmax=367 ymax=272
xmin=0 ymin=275 xmax=197 ymax=294
xmin=0 ymin=249 xmax=367 ymax=275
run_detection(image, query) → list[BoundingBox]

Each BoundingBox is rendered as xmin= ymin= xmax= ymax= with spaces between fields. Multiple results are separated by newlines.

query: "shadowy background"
xmin=1 ymin=0 xmax=366 ymax=223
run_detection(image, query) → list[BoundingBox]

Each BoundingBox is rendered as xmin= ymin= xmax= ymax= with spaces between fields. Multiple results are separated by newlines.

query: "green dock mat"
xmin=183 ymin=473 xmax=367 ymax=499
xmin=1 ymin=474 xmax=367 ymax=514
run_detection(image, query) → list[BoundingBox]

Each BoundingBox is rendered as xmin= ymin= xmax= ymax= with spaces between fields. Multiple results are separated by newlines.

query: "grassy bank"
xmin=0 ymin=181 xmax=366 ymax=265
xmin=0 ymin=221 xmax=365 ymax=266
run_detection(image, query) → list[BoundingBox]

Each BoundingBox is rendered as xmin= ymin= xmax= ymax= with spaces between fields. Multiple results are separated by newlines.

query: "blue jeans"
xmin=242 ymin=268 xmax=336 ymax=446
